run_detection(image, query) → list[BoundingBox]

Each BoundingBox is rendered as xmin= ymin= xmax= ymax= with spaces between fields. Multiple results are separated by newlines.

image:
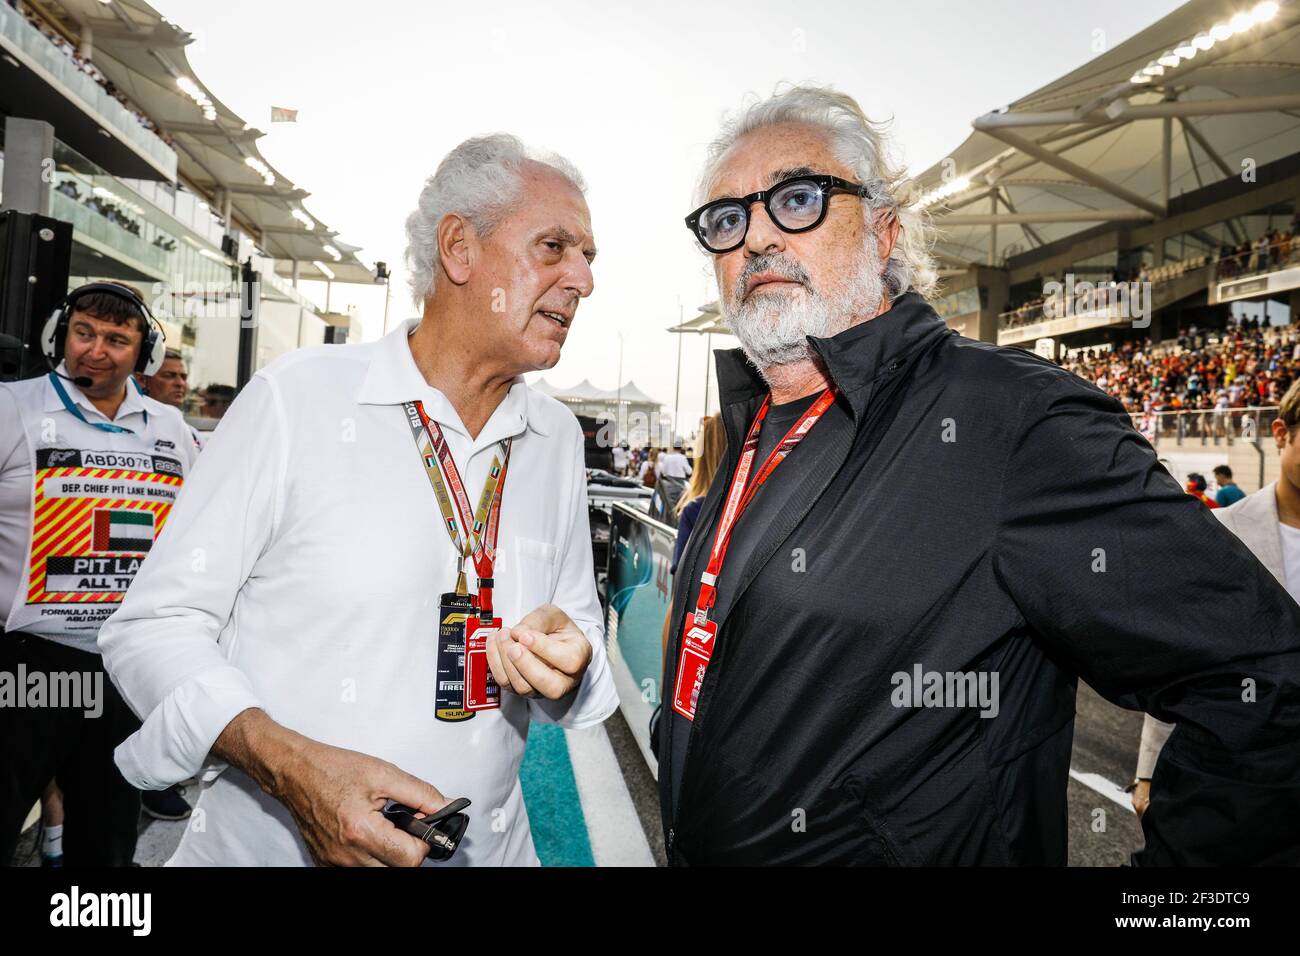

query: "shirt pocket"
xmin=512 ymin=536 xmax=561 ymax=616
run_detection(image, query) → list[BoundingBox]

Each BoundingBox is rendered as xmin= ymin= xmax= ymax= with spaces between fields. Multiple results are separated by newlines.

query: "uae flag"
xmin=92 ymin=509 xmax=154 ymax=552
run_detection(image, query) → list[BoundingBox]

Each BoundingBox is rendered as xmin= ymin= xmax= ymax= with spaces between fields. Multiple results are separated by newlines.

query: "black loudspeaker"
xmin=0 ymin=211 xmax=73 ymax=382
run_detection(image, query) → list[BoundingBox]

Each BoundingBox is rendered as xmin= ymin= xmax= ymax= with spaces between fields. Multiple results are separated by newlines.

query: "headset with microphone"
xmin=40 ymin=282 xmax=166 ymax=388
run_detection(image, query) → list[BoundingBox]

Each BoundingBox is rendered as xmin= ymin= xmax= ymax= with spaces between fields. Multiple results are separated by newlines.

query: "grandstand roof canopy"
xmin=44 ymin=0 xmax=375 ymax=284
xmin=668 ymin=301 xmax=733 ymax=335
xmin=532 ymin=378 xmax=661 ymax=405
xmin=915 ymin=0 xmax=1300 ymax=274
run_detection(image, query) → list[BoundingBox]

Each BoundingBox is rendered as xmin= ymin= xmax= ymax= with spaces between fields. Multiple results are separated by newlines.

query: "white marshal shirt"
xmin=98 ymin=319 xmax=619 ymax=866
xmin=0 ymin=367 xmax=198 ymax=652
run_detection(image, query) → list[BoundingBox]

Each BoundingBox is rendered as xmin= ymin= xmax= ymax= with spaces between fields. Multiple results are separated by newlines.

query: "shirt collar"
xmin=714 ymin=290 xmax=953 ymax=420
xmin=44 ymin=362 xmax=148 ymax=421
xmin=356 ymin=317 xmax=550 ymax=447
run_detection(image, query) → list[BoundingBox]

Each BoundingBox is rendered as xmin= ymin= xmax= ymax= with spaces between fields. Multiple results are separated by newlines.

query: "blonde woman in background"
xmin=650 ymin=415 xmax=726 ymax=761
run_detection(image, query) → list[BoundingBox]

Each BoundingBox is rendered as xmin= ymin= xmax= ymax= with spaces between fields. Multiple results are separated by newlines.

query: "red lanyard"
xmin=693 ymin=387 xmax=836 ymax=622
xmin=406 ymin=401 xmax=511 ymax=616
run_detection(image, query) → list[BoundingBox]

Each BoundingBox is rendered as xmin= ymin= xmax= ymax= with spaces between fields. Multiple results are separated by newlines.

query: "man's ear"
xmin=874 ymin=206 xmax=901 ymax=266
xmin=1275 ymin=417 xmax=1292 ymax=451
xmin=437 ymin=213 xmax=475 ymax=286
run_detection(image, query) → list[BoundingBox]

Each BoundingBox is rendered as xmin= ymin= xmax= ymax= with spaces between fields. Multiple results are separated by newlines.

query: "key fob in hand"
xmin=382 ymin=797 xmax=471 ymax=862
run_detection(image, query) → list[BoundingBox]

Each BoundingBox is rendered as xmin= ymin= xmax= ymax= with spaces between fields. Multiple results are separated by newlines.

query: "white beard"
xmin=720 ymin=236 xmax=886 ymax=374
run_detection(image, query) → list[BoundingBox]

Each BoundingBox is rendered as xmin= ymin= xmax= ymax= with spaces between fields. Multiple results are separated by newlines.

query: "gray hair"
xmin=696 ymin=85 xmax=937 ymax=300
xmin=404 ymin=134 xmax=587 ymax=307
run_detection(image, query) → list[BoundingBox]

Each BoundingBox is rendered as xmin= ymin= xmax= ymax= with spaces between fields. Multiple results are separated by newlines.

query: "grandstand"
xmin=1 ymin=0 xmax=379 ymax=398
xmin=911 ymin=0 xmax=1300 ymax=491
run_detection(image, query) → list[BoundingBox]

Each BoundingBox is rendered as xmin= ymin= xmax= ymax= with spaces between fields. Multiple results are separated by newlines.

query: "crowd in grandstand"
xmin=1001 ymin=222 xmax=1299 ymax=331
xmin=14 ymin=1 xmax=176 ymax=147
xmin=1000 ymin=262 xmax=1204 ymax=331
xmin=55 ymin=178 xmax=148 ymax=238
xmin=1214 ymin=221 xmax=1300 ymax=279
xmin=1062 ymin=318 xmax=1300 ymax=440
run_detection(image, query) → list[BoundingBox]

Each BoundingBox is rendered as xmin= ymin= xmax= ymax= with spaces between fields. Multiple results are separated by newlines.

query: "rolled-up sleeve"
xmin=994 ymin=373 xmax=1300 ymax=865
xmin=527 ymin=422 xmax=618 ymax=729
xmin=1136 ymin=713 xmax=1174 ymax=779
xmin=99 ymin=375 xmax=285 ymax=789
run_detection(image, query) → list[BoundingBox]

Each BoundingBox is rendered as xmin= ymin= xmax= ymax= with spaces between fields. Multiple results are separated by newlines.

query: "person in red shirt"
xmin=1186 ymin=472 xmax=1219 ymax=508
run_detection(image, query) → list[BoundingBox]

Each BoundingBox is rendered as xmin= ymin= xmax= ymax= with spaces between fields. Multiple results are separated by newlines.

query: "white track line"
xmin=564 ymin=723 xmax=656 ymax=866
xmin=1069 ymin=767 xmax=1136 ymax=813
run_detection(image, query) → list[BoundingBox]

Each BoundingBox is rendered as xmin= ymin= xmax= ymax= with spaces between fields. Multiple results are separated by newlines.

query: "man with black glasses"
xmin=659 ymin=85 xmax=1300 ymax=866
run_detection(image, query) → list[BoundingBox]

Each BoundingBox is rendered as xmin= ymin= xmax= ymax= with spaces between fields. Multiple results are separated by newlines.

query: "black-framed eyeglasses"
xmin=685 ymin=174 xmax=870 ymax=254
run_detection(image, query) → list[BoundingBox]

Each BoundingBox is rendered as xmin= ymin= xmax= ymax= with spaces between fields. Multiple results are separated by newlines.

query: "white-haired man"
xmin=659 ymin=86 xmax=1300 ymax=866
xmin=99 ymin=135 xmax=618 ymax=866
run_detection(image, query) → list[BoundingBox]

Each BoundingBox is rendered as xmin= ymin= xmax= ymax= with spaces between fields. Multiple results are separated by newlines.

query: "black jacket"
xmin=657 ymin=291 xmax=1300 ymax=866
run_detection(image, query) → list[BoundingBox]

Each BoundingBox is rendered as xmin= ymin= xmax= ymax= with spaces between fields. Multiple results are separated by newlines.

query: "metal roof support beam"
xmin=992 ymin=188 xmax=1044 ymax=248
xmin=975 ymin=126 xmax=1165 ymax=217
xmin=1178 ymin=117 xmax=1233 ymax=180
xmin=988 ymin=192 xmax=998 ymax=266
xmin=933 ymin=252 xmax=977 ymax=268
xmin=942 ymin=210 xmax=1155 ymax=225
xmin=166 ymin=122 xmax=261 ymax=142
xmin=1113 ymin=94 xmax=1300 ymax=121
xmin=197 ymin=184 xmax=310 ymax=200
xmin=936 ymin=186 xmax=997 ymax=213
xmin=1161 ymin=117 xmax=1172 ymax=215
xmin=1178 ymin=117 xmax=1245 ymax=244
xmin=974 ymin=93 xmax=1300 ymax=130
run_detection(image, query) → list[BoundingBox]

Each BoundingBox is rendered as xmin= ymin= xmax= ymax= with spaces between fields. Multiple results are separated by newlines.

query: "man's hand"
xmin=214 ymin=708 xmax=448 ymax=867
xmin=1131 ymin=779 xmax=1152 ymax=819
xmin=485 ymin=603 xmax=593 ymax=700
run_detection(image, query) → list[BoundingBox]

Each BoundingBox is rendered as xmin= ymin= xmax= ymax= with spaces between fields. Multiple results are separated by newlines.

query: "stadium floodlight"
xmin=1210 ymin=21 xmax=1233 ymax=40
xmin=313 ymin=260 xmax=336 ymax=280
xmin=1174 ymin=38 xmax=1197 ymax=58
xmin=1230 ymin=11 xmax=1255 ymax=32
xmin=322 ymin=245 xmax=342 ymax=261
xmin=1252 ymin=1 xmax=1279 ymax=22
xmin=1130 ymin=71 xmax=1152 ymax=84
xmin=291 ymin=208 xmax=315 ymax=230
xmin=918 ymin=174 xmax=972 ymax=208
xmin=1192 ymin=31 xmax=1215 ymax=50
xmin=1142 ymin=61 xmax=1165 ymax=76
xmin=1158 ymin=50 xmax=1181 ymax=68
xmin=176 ymin=77 xmax=201 ymax=98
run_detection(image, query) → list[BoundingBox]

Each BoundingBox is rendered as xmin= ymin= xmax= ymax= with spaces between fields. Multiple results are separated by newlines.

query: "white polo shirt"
xmin=98 ymin=319 xmax=619 ymax=866
xmin=0 ymin=366 xmax=198 ymax=653
xmin=656 ymin=451 xmax=693 ymax=479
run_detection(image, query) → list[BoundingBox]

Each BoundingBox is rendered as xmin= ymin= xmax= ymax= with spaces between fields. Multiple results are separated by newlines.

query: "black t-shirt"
xmin=668 ymin=390 xmax=822 ymax=809
xmin=753 ymin=391 xmax=820 ymax=471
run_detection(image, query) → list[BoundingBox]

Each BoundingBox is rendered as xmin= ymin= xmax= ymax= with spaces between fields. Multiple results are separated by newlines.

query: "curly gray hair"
xmin=696 ymin=85 xmax=937 ymax=300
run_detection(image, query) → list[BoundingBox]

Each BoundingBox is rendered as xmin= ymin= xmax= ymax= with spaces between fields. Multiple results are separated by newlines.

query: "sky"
xmin=157 ymin=0 xmax=1186 ymax=434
